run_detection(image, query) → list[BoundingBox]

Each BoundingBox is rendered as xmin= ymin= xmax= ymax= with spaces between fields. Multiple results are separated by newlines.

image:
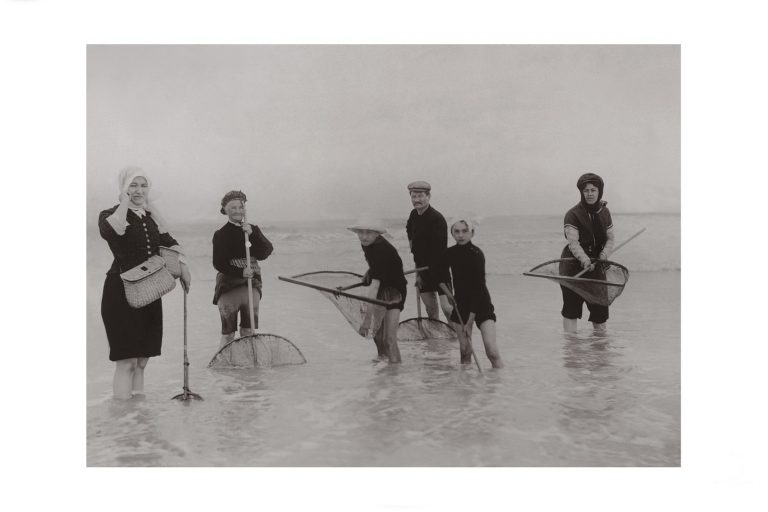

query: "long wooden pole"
xmin=278 ymin=276 xmax=396 ymax=307
xmin=243 ymin=215 xmax=257 ymax=333
xmin=439 ymin=284 xmax=482 ymax=373
xmin=336 ymin=266 xmax=428 ymax=291
xmin=172 ymin=288 xmax=202 ymax=400
xmin=574 ymin=227 xmax=646 ymax=278
xmin=415 ymin=283 xmax=427 ymax=338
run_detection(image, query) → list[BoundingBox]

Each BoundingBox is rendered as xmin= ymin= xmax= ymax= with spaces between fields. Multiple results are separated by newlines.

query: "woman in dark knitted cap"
xmin=560 ymin=173 xmax=615 ymax=333
xmin=212 ymin=190 xmax=273 ymax=348
xmin=99 ymin=166 xmax=192 ymax=400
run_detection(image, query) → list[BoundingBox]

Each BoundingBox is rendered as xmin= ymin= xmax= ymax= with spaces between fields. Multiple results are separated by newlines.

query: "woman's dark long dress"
xmin=99 ymin=206 xmax=179 ymax=361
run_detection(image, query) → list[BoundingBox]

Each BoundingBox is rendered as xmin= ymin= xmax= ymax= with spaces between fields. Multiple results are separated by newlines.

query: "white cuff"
xmin=106 ymin=212 xmax=127 ymax=235
xmin=169 ymin=245 xmax=187 ymax=265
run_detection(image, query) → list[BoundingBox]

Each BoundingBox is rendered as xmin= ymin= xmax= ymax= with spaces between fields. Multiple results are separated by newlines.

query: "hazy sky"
xmin=87 ymin=45 xmax=679 ymax=223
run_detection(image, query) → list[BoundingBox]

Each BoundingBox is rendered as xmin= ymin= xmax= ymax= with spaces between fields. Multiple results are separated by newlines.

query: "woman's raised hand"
xmin=241 ymin=222 xmax=253 ymax=235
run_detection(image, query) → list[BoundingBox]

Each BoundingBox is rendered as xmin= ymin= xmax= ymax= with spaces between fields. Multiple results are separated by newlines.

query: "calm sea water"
xmin=86 ymin=213 xmax=680 ymax=466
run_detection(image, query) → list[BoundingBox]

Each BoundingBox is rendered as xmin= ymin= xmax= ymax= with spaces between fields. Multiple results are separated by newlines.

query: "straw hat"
xmin=347 ymin=213 xmax=387 ymax=234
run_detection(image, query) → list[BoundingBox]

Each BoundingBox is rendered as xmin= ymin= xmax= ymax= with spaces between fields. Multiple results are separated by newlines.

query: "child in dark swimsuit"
xmin=441 ymin=216 xmax=503 ymax=369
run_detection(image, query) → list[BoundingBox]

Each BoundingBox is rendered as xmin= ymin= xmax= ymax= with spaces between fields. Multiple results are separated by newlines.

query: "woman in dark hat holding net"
xmin=212 ymin=190 xmax=273 ymax=348
xmin=560 ymin=173 xmax=615 ymax=333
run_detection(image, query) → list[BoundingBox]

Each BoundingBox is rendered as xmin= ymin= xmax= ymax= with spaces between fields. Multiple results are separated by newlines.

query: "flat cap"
xmin=407 ymin=180 xmax=431 ymax=192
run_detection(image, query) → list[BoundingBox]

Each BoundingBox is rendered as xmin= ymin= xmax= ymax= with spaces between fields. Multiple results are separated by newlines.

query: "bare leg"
xmin=113 ymin=358 xmax=137 ymax=400
xmin=478 ymin=320 xmax=503 ymax=369
xmin=384 ymin=309 xmax=402 ymax=364
xmin=132 ymin=357 xmax=149 ymax=394
xmin=592 ymin=322 xmax=606 ymax=334
xmin=373 ymin=326 xmax=389 ymax=359
xmin=563 ymin=317 xmax=577 ymax=333
xmin=451 ymin=321 xmax=473 ymax=364
xmin=240 ymin=289 xmax=261 ymax=337
xmin=420 ymin=292 xmax=440 ymax=320
xmin=219 ymin=332 xmax=236 ymax=348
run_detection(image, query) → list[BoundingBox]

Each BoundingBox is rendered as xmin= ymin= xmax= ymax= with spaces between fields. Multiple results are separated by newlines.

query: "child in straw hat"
xmin=347 ymin=213 xmax=407 ymax=363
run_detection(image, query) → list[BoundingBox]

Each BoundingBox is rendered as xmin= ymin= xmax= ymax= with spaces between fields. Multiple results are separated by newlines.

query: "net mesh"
xmin=282 ymin=271 xmax=390 ymax=338
xmin=208 ymin=334 xmax=307 ymax=368
xmin=397 ymin=318 xmax=456 ymax=341
xmin=524 ymin=258 xmax=630 ymax=306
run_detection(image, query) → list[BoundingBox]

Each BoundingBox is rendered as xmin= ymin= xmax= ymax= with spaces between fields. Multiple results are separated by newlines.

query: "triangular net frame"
xmin=278 ymin=271 xmax=395 ymax=339
xmin=523 ymin=258 xmax=630 ymax=306
xmin=397 ymin=317 xmax=456 ymax=341
xmin=208 ymin=333 xmax=307 ymax=369
xmin=397 ymin=283 xmax=456 ymax=341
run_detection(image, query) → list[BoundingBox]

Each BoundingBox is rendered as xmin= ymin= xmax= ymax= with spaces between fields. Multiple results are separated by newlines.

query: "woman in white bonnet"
xmin=98 ymin=166 xmax=192 ymax=399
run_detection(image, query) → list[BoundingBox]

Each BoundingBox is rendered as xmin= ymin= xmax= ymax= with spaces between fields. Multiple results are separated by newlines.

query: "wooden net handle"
xmin=439 ymin=283 xmax=482 ymax=373
xmin=574 ymin=227 xmax=646 ymax=278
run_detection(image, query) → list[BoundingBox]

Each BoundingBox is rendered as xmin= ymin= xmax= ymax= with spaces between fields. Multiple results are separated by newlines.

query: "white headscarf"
xmin=117 ymin=166 xmax=152 ymax=202
xmin=449 ymin=212 xmax=479 ymax=233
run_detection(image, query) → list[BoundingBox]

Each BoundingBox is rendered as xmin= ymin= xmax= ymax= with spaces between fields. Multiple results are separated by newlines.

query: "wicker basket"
xmin=159 ymin=246 xmax=183 ymax=278
xmin=121 ymin=255 xmax=176 ymax=308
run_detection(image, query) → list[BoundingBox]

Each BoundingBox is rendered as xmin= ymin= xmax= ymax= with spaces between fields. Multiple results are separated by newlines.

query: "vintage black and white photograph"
xmin=5 ymin=0 xmax=768 ymax=509
xmin=86 ymin=44 xmax=680 ymax=467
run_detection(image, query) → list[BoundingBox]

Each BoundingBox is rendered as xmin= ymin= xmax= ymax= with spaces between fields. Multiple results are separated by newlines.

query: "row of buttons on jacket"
xmin=144 ymin=222 xmax=151 ymax=255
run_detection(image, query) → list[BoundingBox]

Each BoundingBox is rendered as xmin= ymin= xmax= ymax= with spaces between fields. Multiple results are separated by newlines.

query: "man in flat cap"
xmin=405 ymin=181 xmax=452 ymax=321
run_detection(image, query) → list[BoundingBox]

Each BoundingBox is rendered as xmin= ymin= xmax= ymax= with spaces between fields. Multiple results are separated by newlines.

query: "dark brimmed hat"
xmin=407 ymin=180 xmax=431 ymax=192
xmin=220 ymin=190 xmax=247 ymax=214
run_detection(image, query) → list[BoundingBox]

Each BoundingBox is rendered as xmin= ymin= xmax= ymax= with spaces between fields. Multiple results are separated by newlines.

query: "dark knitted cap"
xmin=576 ymin=173 xmax=604 ymax=192
xmin=220 ymin=190 xmax=247 ymax=214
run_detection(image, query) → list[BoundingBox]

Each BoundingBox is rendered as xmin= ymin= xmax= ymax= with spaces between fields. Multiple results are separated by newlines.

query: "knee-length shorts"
xmin=560 ymin=285 xmax=609 ymax=323
xmin=218 ymin=284 xmax=261 ymax=334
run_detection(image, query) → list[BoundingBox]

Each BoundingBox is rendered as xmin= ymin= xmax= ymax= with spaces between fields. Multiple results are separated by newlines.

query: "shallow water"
xmin=87 ymin=214 xmax=679 ymax=466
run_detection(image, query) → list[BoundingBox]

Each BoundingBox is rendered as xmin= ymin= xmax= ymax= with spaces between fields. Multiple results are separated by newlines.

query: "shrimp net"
xmin=397 ymin=288 xmax=456 ymax=341
xmin=397 ymin=318 xmax=456 ymax=341
xmin=523 ymin=258 xmax=630 ymax=306
xmin=278 ymin=271 xmax=397 ymax=338
xmin=208 ymin=334 xmax=307 ymax=368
